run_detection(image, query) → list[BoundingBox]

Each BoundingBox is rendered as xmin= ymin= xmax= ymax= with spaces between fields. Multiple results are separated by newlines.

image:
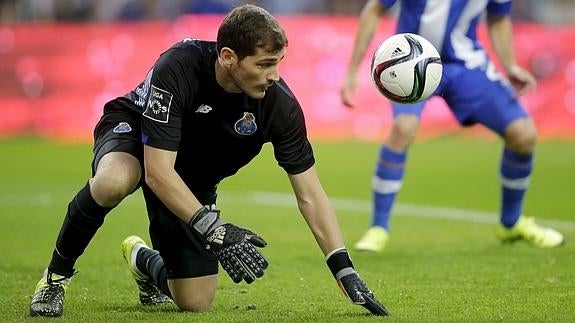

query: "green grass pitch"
xmin=0 ymin=137 xmax=574 ymax=322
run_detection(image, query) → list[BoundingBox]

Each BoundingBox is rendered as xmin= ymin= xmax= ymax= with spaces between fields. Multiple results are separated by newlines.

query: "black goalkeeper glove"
xmin=189 ymin=206 xmax=268 ymax=284
xmin=326 ymin=248 xmax=390 ymax=316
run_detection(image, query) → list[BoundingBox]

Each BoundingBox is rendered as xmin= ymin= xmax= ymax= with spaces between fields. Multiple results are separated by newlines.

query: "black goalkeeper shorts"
xmin=91 ymin=101 xmax=143 ymax=175
xmin=142 ymin=185 xmax=219 ymax=279
xmin=93 ymin=100 xmax=219 ymax=279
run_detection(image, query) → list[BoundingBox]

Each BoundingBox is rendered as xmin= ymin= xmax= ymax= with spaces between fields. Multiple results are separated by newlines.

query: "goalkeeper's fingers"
xmin=218 ymin=242 xmax=268 ymax=284
xmin=219 ymin=255 xmax=245 ymax=284
xmin=248 ymin=234 xmax=267 ymax=248
xmin=336 ymin=274 xmax=391 ymax=316
xmin=222 ymin=258 xmax=258 ymax=284
xmin=221 ymin=256 xmax=259 ymax=284
xmin=237 ymin=242 xmax=267 ymax=279
xmin=361 ymin=291 xmax=391 ymax=316
xmin=244 ymin=240 xmax=269 ymax=271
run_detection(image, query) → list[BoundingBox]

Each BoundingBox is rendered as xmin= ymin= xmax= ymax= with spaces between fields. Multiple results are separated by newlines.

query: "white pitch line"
xmin=2 ymin=191 xmax=574 ymax=231
xmin=223 ymin=191 xmax=575 ymax=231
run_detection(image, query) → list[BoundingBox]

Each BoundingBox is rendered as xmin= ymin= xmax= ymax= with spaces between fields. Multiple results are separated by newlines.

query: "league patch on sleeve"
xmin=143 ymin=85 xmax=173 ymax=123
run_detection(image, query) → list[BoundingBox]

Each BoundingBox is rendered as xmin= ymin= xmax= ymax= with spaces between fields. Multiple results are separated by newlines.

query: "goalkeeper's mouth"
xmin=259 ymin=82 xmax=274 ymax=92
xmin=250 ymin=84 xmax=274 ymax=98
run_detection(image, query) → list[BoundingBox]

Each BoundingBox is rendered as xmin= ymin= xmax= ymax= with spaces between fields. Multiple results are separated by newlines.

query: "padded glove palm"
xmin=189 ymin=206 xmax=268 ymax=283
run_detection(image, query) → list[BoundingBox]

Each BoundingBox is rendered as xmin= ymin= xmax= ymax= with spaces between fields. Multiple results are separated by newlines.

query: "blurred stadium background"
xmin=1 ymin=2 xmax=575 ymax=321
xmin=1 ymin=0 xmax=575 ymax=143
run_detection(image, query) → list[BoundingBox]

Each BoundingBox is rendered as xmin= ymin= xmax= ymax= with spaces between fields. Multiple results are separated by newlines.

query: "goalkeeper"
xmin=30 ymin=4 xmax=389 ymax=317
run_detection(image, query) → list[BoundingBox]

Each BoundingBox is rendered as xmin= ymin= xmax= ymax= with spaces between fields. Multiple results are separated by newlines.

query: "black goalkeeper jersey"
xmin=115 ymin=39 xmax=315 ymax=195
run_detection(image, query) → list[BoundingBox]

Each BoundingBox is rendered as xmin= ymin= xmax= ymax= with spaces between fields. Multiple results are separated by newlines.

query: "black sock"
xmin=137 ymin=248 xmax=172 ymax=298
xmin=48 ymin=182 xmax=112 ymax=276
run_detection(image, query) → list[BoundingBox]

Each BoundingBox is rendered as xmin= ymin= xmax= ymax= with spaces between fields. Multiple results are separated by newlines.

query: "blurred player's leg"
xmin=122 ymin=236 xmax=172 ymax=305
xmin=355 ymin=146 xmax=404 ymax=252
xmin=452 ymin=67 xmax=564 ymax=248
xmin=499 ymin=148 xmax=531 ymax=228
xmin=355 ymin=113 xmax=420 ymax=252
xmin=497 ymin=119 xmax=563 ymax=247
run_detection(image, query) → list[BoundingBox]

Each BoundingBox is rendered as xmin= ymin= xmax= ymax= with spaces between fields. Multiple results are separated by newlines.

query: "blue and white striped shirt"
xmin=379 ymin=0 xmax=512 ymax=68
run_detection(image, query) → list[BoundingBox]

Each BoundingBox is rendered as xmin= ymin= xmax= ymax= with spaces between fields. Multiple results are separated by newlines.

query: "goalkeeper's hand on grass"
xmin=326 ymin=248 xmax=390 ymax=316
xmin=189 ymin=206 xmax=268 ymax=284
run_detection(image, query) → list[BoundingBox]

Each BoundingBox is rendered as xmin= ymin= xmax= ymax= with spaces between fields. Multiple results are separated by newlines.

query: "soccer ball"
xmin=371 ymin=33 xmax=442 ymax=104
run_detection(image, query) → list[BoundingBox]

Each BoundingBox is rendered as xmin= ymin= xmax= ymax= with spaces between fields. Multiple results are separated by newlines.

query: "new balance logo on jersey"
xmin=143 ymin=85 xmax=172 ymax=123
xmin=390 ymin=47 xmax=404 ymax=58
xmin=195 ymin=104 xmax=213 ymax=113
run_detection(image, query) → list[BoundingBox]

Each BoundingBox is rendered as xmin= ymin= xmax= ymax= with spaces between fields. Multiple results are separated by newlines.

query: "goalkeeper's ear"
xmin=248 ymin=235 xmax=267 ymax=248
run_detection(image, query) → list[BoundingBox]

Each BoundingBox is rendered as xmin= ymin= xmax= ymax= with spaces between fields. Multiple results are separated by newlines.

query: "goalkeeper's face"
xmin=224 ymin=47 xmax=285 ymax=99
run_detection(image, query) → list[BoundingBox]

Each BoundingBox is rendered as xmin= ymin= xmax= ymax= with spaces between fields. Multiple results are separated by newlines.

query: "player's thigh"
xmin=90 ymin=152 xmax=141 ymax=201
xmin=168 ymin=275 xmax=218 ymax=311
xmin=90 ymin=107 xmax=143 ymax=204
xmin=444 ymin=63 xmax=528 ymax=135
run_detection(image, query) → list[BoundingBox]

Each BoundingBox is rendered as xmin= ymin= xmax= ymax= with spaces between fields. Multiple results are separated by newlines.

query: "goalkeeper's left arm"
xmin=287 ymin=166 xmax=391 ymax=316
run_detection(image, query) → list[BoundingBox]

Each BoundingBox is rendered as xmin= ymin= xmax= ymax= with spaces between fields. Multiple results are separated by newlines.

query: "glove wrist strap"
xmin=189 ymin=206 xmax=225 ymax=236
xmin=326 ymin=248 xmax=355 ymax=279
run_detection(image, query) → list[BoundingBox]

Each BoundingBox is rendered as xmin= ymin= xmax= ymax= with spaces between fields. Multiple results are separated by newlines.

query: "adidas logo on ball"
xmin=371 ymin=33 xmax=443 ymax=104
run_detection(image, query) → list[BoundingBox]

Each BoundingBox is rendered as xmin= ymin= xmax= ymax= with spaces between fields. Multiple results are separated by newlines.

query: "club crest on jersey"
xmin=143 ymin=85 xmax=172 ymax=123
xmin=113 ymin=122 xmax=132 ymax=134
xmin=234 ymin=112 xmax=257 ymax=135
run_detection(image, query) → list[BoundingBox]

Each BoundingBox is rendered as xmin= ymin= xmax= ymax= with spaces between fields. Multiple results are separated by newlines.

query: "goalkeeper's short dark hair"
xmin=217 ymin=4 xmax=288 ymax=61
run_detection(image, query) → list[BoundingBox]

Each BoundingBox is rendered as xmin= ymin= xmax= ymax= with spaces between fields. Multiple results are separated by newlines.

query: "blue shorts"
xmin=391 ymin=61 xmax=529 ymax=136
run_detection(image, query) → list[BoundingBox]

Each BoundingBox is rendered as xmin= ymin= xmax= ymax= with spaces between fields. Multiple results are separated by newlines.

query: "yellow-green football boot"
xmin=496 ymin=216 xmax=564 ymax=248
xmin=354 ymin=226 xmax=389 ymax=252
xmin=30 ymin=269 xmax=71 ymax=317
